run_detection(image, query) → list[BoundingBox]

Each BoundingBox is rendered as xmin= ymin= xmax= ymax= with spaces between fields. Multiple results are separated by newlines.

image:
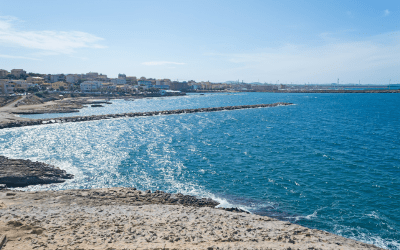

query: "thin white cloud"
xmin=213 ymin=31 xmax=400 ymax=83
xmin=384 ymin=9 xmax=390 ymax=16
xmin=346 ymin=11 xmax=354 ymax=18
xmin=0 ymin=16 xmax=106 ymax=54
xmin=142 ymin=61 xmax=186 ymax=66
xmin=0 ymin=54 xmax=40 ymax=60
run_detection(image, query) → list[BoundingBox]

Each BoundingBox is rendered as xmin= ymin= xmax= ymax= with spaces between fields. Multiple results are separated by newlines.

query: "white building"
xmin=66 ymin=74 xmax=79 ymax=84
xmin=26 ymin=76 xmax=45 ymax=85
xmin=105 ymin=85 xmax=117 ymax=91
xmin=11 ymin=69 xmax=26 ymax=78
xmin=156 ymin=79 xmax=171 ymax=86
xmin=138 ymin=80 xmax=152 ymax=86
xmin=110 ymin=78 xmax=126 ymax=85
xmin=86 ymin=72 xmax=99 ymax=79
xmin=80 ymin=81 xmax=103 ymax=92
xmin=0 ymin=80 xmax=15 ymax=94
xmin=50 ymin=75 xmax=60 ymax=83
xmin=126 ymin=76 xmax=137 ymax=84
xmin=0 ymin=69 xmax=9 ymax=78
xmin=12 ymin=80 xmax=32 ymax=91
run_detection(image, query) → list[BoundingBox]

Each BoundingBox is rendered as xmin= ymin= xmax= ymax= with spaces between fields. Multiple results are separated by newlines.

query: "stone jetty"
xmin=0 ymin=156 xmax=73 ymax=188
xmin=0 ymin=102 xmax=292 ymax=130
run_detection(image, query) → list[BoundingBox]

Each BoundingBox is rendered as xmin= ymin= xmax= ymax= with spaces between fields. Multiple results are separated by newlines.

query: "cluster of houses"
xmin=3 ymin=69 xmax=398 ymax=95
xmin=0 ymin=69 xmax=237 ymax=95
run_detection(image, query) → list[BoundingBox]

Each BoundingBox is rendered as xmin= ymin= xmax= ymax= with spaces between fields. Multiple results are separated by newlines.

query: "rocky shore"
xmin=0 ymin=187 xmax=383 ymax=250
xmin=10 ymin=98 xmax=113 ymax=115
xmin=0 ymin=97 xmax=385 ymax=249
xmin=0 ymin=156 xmax=384 ymax=249
xmin=0 ymin=102 xmax=292 ymax=130
xmin=0 ymin=156 xmax=73 ymax=188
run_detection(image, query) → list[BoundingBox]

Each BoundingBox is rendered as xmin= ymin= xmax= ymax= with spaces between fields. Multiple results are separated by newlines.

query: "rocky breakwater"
xmin=0 ymin=187 xmax=383 ymax=249
xmin=0 ymin=102 xmax=293 ymax=130
xmin=0 ymin=156 xmax=73 ymax=188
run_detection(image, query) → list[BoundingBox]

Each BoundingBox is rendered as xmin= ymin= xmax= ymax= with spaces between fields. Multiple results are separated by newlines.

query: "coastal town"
xmin=0 ymin=73 xmax=392 ymax=250
xmin=0 ymin=68 xmax=258 ymax=95
xmin=2 ymin=0 xmax=399 ymax=248
xmin=1 ymin=69 xmax=400 ymax=96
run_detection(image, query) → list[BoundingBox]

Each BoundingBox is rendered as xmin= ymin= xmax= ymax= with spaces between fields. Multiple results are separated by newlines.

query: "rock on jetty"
xmin=0 ymin=102 xmax=293 ymax=130
xmin=0 ymin=156 xmax=73 ymax=188
xmin=0 ymin=187 xmax=383 ymax=250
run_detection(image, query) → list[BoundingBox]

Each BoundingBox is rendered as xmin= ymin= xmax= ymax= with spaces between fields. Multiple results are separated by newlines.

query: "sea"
xmin=1 ymin=92 xmax=399 ymax=249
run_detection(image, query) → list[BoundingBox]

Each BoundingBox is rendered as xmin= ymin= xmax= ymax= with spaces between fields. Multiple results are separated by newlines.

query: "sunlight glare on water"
xmin=2 ymin=93 xmax=400 ymax=249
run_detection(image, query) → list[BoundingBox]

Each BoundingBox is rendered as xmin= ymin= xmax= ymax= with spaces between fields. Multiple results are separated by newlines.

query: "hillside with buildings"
xmin=1 ymin=69 xmax=399 ymax=96
xmin=0 ymin=69 xmax=231 ymax=95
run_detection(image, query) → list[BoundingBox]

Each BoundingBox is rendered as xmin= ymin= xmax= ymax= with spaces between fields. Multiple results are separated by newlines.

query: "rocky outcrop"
xmin=0 ymin=156 xmax=73 ymax=188
xmin=0 ymin=187 xmax=383 ymax=249
xmin=0 ymin=187 xmax=220 ymax=208
xmin=0 ymin=102 xmax=293 ymax=129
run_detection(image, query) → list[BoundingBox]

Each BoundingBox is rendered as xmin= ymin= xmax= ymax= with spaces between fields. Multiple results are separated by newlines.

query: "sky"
xmin=0 ymin=0 xmax=399 ymax=84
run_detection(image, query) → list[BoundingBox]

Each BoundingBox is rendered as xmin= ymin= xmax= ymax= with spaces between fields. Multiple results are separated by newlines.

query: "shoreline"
xmin=0 ymin=156 xmax=385 ymax=249
xmin=0 ymin=187 xmax=383 ymax=249
xmin=0 ymin=102 xmax=293 ymax=130
xmin=0 ymin=95 xmax=387 ymax=249
xmin=252 ymin=90 xmax=400 ymax=93
xmin=0 ymin=94 xmax=147 ymax=125
xmin=187 ymin=89 xmax=400 ymax=93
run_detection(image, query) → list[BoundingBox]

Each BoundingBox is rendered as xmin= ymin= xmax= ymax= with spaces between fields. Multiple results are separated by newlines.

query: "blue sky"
xmin=0 ymin=0 xmax=398 ymax=84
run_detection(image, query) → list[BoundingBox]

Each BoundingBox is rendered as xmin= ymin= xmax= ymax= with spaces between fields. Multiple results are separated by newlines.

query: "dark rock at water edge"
xmin=0 ymin=156 xmax=73 ymax=188
xmin=0 ymin=155 xmax=219 ymax=207
xmin=219 ymin=207 xmax=250 ymax=214
xmin=2 ymin=187 xmax=221 ymax=208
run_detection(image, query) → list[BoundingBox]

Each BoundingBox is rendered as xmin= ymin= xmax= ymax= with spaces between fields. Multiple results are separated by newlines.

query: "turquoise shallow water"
xmin=2 ymin=93 xmax=400 ymax=249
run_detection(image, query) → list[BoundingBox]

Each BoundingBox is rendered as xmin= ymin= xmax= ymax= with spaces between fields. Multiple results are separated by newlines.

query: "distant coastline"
xmin=255 ymin=89 xmax=400 ymax=93
xmin=203 ymin=89 xmax=400 ymax=94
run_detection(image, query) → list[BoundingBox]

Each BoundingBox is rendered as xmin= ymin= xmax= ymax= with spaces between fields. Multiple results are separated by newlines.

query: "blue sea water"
xmin=2 ymin=93 xmax=400 ymax=249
